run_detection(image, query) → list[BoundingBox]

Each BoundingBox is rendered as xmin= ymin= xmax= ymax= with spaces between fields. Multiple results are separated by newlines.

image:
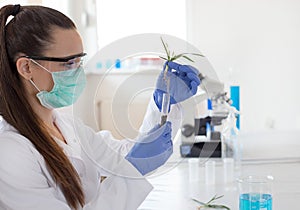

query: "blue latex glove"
xmin=125 ymin=121 xmax=173 ymax=175
xmin=153 ymin=61 xmax=201 ymax=111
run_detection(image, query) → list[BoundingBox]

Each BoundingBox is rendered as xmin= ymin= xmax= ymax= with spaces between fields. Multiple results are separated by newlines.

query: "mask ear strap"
xmin=29 ymin=79 xmax=41 ymax=92
xmin=30 ymin=59 xmax=52 ymax=74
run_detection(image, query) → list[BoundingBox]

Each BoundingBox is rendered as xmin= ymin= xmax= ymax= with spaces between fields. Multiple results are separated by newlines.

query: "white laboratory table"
xmin=138 ymin=130 xmax=300 ymax=210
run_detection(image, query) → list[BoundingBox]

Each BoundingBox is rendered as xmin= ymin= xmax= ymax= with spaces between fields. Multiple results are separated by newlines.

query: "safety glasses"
xmin=19 ymin=52 xmax=87 ymax=72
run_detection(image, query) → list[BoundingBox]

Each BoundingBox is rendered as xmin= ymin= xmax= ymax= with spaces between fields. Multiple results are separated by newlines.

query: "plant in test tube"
xmin=159 ymin=37 xmax=204 ymax=125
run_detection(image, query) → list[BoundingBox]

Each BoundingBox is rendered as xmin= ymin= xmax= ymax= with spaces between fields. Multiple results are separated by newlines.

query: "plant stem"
xmin=192 ymin=195 xmax=231 ymax=210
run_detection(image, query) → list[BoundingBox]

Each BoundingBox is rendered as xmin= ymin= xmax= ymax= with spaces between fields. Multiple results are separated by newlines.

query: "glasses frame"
xmin=19 ymin=52 xmax=87 ymax=62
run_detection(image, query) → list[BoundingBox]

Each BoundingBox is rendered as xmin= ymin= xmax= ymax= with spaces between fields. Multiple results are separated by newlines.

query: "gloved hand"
xmin=153 ymin=61 xmax=201 ymax=111
xmin=125 ymin=121 xmax=173 ymax=175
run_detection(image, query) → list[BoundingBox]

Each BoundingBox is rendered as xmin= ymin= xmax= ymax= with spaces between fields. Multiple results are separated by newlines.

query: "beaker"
xmin=237 ymin=175 xmax=273 ymax=210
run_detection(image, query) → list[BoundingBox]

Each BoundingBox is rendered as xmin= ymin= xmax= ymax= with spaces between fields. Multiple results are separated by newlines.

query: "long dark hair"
xmin=0 ymin=5 xmax=84 ymax=209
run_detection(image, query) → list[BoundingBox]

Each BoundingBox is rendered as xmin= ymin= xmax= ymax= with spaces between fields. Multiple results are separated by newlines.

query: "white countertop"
xmin=139 ymin=158 xmax=300 ymax=210
xmin=138 ymin=130 xmax=300 ymax=210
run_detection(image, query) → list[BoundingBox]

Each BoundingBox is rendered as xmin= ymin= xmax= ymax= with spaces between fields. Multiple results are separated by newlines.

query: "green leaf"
xmin=170 ymin=52 xmax=203 ymax=62
xmin=160 ymin=37 xmax=205 ymax=63
xmin=191 ymin=198 xmax=206 ymax=206
xmin=191 ymin=195 xmax=231 ymax=210
xmin=206 ymin=194 xmax=218 ymax=204
xmin=160 ymin=37 xmax=170 ymax=60
xmin=182 ymin=55 xmax=194 ymax=62
xmin=169 ymin=54 xmax=183 ymax=61
xmin=214 ymin=195 xmax=225 ymax=200
xmin=186 ymin=52 xmax=204 ymax=57
xmin=159 ymin=56 xmax=168 ymax=61
xmin=207 ymin=204 xmax=231 ymax=210
xmin=178 ymin=52 xmax=204 ymax=57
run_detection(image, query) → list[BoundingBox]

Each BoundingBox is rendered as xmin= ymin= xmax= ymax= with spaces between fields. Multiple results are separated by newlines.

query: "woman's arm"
xmin=72 ymin=118 xmax=153 ymax=210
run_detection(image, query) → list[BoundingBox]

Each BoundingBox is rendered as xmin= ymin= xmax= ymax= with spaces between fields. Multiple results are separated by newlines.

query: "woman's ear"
xmin=16 ymin=58 xmax=33 ymax=80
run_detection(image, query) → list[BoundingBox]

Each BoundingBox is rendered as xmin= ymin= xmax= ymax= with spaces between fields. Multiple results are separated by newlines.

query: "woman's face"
xmin=30 ymin=27 xmax=84 ymax=93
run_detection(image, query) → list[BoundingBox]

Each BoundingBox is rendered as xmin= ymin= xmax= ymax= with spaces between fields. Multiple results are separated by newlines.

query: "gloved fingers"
xmin=160 ymin=121 xmax=171 ymax=134
xmin=186 ymin=72 xmax=201 ymax=85
xmin=158 ymin=142 xmax=173 ymax=156
xmin=164 ymin=143 xmax=173 ymax=156
xmin=178 ymin=71 xmax=187 ymax=78
xmin=190 ymin=80 xmax=199 ymax=95
xmin=178 ymin=65 xmax=199 ymax=77
xmin=162 ymin=124 xmax=172 ymax=148
xmin=167 ymin=142 xmax=173 ymax=152
xmin=147 ymin=124 xmax=161 ymax=134
xmin=179 ymin=65 xmax=199 ymax=75
xmin=167 ymin=61 xmax=180 ymax=71
xmin=153 ymin=89 xmax=165 ymax=111
xmin=158 ymin=122 xmax=172 ymax=141
xmin=158 ymin=121 xmax=172 ymax=134
xmin=165 ymin=121 xmax=172 ymax=130
xmin=165 ymin=122 xmax=172 ymax=135
xmin=163 ymin=139 xmax=173 ymax=149
xmin=162 ymin=132 xmax=171 ymax=140
xmin=163 ymin=61 xmax=169 ymax=71
xmin=161 ymin=129 xmax=172 ymax=142
xmin=167 ymin=61 xmax=199 ymax=75
xmin=146 ymin=121 xmax=172 ymax=141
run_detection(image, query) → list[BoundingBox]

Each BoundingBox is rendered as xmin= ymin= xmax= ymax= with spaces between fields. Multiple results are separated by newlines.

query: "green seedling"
xmin=192 ymin=194 xmax=231 ymax=210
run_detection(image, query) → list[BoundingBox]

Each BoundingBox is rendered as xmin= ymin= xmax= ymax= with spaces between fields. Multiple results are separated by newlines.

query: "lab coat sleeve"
xmin=139 ymin=97 xmax=183 ymax=138
xmin=84 ymin=159 xmax=153 ymax=210
xmin=73 ymin=120 xmax=153 ymax=210
xmin=0 ymin=133 xmax=71 ymax=210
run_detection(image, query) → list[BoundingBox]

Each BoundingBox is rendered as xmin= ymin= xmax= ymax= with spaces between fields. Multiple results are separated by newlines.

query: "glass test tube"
xmin=160 ymin=64 xmax=170 ymax=126
xmin=160 ymin=92 xmax=170 ymax=126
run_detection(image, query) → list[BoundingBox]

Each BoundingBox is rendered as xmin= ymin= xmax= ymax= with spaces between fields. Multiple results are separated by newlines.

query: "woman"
xmin=0 ymin=4 xmax=200 ymax=210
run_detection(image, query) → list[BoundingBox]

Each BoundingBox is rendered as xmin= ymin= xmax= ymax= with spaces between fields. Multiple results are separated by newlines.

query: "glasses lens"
xmin=47 ymin=57 xmax=84 ymax=72
xmin=62 ymin=57 xmax=83 ymax=70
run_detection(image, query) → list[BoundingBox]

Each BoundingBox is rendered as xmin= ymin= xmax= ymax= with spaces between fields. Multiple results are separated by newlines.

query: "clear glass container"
xmin=238 ymin=175 xmax=273 ymax=210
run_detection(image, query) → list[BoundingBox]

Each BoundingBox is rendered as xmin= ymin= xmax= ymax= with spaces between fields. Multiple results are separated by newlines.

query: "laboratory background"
xmin=1 ymin=0 xmax=300 ymax=209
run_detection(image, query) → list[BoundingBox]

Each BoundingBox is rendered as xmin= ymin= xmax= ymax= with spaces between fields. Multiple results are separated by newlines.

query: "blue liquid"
xmin=239 ymin=193 xmax=272 ymax=210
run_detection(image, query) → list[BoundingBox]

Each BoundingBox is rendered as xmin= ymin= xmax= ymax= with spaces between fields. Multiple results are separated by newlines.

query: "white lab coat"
xmin=0 ymin=98 xmax=182 ymax=210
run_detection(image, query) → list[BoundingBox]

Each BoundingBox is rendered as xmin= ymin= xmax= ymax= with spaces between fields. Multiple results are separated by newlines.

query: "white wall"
xmin=186 ymin=0 xmax=300 ymax=132
xmin=0 ymin=0 xmax=30 ymax=7
xmin=96 ymin=0 xmax=186 ymax=49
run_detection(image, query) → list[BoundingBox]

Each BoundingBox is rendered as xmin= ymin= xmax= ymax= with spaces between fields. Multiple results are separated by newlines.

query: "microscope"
xmin=179 ymin=74 xmax=233 ymax=158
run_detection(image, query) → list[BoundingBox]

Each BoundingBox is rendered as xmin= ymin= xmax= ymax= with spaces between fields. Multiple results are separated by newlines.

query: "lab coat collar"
xmin=52 ymin=111 xmax=84 ymax=160
xmin=52 ymin=111 xmax=88 ymax=179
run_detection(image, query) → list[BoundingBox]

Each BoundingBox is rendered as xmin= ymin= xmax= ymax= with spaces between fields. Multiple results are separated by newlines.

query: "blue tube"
xmin=230 ymin=86 xmax=240 ymax=129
